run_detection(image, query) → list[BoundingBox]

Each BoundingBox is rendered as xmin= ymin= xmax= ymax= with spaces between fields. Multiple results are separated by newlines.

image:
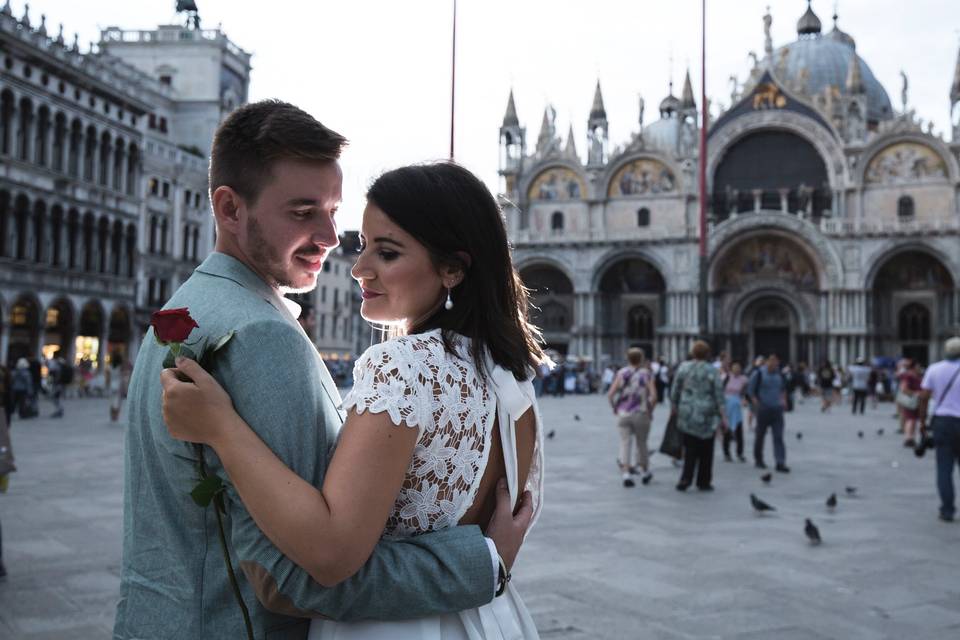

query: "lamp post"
xmin=697 ymin=0 xmax=709 ymax=341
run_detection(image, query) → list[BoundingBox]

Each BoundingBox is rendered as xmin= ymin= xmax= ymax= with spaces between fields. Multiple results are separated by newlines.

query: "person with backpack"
xmin=918 ymin=337 xmax=960 ymax=522
xmin=722 ymin=362 xmax=749 ymax=462
xmin=607 ymin=347 xmax=657 ymax=487
xmin=10 ymin=359 xmax=35 ymax=420
xmin=749 ymin=353 xmax=790 ymax=473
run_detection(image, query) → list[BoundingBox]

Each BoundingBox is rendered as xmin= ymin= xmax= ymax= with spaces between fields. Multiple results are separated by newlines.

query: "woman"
xmin=818 ymin=361 xmax=836 ymax=412
xmin=161 ymin=162 xmax=546 ymax=639
xmin=607 ymin=347 xmax=656 ymax=487
xmin=10 ymin=359 xmax=33 ymax=420
xmin=670 ymin=341 xmax=727 ymax=491
xmin=722 ymin=362 xmax=749 ymax=462
xmin=105 ymin=352 xmax=127 ymax=423
xmin=899 ymin=359 xmax=923 ymax=447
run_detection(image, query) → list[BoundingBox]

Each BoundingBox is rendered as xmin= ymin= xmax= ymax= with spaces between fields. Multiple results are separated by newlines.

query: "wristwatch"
xmin=495 ymin=554 xmax=512 ymax=597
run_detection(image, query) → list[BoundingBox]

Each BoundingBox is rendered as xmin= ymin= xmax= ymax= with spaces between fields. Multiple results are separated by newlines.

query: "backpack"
xmin=617 ymin=367 xmax=649 ymax=411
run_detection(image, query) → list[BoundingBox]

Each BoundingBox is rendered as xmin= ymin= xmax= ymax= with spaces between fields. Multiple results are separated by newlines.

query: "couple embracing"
xmin=113 ymin=100 xmax=548 ymax=639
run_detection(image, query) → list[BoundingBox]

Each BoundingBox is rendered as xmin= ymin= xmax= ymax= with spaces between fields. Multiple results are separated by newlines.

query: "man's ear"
xmin=212 ymin=186 xmax=244 ymax=234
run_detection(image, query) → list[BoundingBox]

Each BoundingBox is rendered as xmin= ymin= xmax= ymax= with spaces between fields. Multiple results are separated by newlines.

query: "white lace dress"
xmin=309 ymin=329 xmax=543 ymax=640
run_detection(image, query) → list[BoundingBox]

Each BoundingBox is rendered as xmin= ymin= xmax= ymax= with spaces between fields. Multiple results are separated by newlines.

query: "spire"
xmin=659 ymin=79 xmax=680 ymax=117
xmin=502 ymin=90 xmax=519 ymax=127
xmin=565 ymin=123 xmax=578 ymax=158
xmin=828 ymin=8 xmax=856 ymax=49
xmin=763 ymin=5 xmax=773 ymax=56
xmin=590 ymin=80 xmax=606 ymax=120
xmin=680 ymin=69 xmax=696 ymax=109
xmin=951 ymin=45 xmax=960 ymax=105
xmin=797 ymin=0 xmax=822 ymax=36
xmin=845 ymin=54 xmax=864 ymax=93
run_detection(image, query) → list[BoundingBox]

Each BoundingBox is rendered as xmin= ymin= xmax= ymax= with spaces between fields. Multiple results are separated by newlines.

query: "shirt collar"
xmin=195 ymin=252 xmax=301 ymax=320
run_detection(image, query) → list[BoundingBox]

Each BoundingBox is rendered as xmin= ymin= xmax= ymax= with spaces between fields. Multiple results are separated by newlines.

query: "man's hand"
xmin=485 ymin=479 xmax=533 ymax=572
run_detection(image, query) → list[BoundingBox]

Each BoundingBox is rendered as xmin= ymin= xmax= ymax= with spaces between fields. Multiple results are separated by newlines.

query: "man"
xmin=114 ymin=101 xmax=529 ymax=639
xmin=849 ymin=357 xmax=872 ymax=415
xmin=749 ymin=353 xmax=790 ymax=473
xmin=918 ymin=337 xmax=960 ymax=522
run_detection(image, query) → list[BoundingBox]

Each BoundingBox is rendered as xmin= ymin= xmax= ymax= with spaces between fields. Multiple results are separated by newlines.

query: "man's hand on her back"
xmin=484 ymin=479 xmax=533 ymax=571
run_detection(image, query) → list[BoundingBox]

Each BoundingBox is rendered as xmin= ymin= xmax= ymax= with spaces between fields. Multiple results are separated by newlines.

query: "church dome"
xmin=774 ymin=37 xmax=893 ymax=122
xmin=644 ymin=117 xmax=681 ymax=153
xmin=659 ymin=94 xmax=681 ymax=116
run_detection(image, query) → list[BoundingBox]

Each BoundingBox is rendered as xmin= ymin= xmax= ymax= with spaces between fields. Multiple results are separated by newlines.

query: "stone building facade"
xmin=0 ymin=3 xmax=249 ymax=368
xmin=501 ymin=4 xmax=960 ymax=367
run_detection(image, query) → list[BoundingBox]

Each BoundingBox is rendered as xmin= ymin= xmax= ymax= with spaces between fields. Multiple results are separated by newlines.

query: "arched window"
xmin=539 ymin=300 xmax=570 ymax=331
xmin=898 ymin=303 xmax=930 ymax=341
xmin=550 ymin=211 xmax=564 ymax=233
xmin=626 ymin=305 xmax=654 ymax=340
xmin=897 ymin=195 xmax=914 ymax=219
xmin=637 ymin=207 xmax=651 ymax=227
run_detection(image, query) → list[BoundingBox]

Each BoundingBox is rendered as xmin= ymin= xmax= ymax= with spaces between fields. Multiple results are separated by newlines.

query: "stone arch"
xmin=8 ymin=291 xmax=41 ymax=364
xmin=519 ymin=263 xmax=575 ymax=344
xmin=112 ymin=135 xmax=126 ymax=190
xmin=98 ymin=130 xmax=112 ymax=186
xmin=97 ymin=215 xmax=110 ymax=273
xmin=81 ymin=211 xmax=95 ymax=271
xmin=604 ymin=153 xmax=681 ymax=197
xmin=111 ymin=219 xmax=124 ymax=275
xmin=0 ymin=88 xmax=15 ymax=155
xmin=43 ymin=296 xmax=76 ymax=362
xmin=706 ymin=111 xmax=845 ymax=195
xmin=709 ymin=213 xmax=842 ymax=289
xmin=522 ymin=162 xmax=587 ymax=202
xmin=125 ymin=223 xmax=137 ymax=277
xmin=13 ymin=193 xmax=30 ymax=260
xmin=83 ymin=124 xmax=97 ymax=181
xmin=66 ymin=208 xmax=80 ymax=269
xmin=126 ymin=143 xmax=139 ymax=196
xmin=107 ymin=304 xmax=133 ymax=360
xmin=858 ymin=133 xmax=959 ymax=185
xmin=711 ymin=231 xmax=823 ymax=292
xmin=595 ymin=253 xmax=668 ymax=360
xmin=52 ymin=111 xmax=67 ymax=171
xmin=67 ymin=117 xmax=83 ymax=177
xmin=32 ymin=198 xmax=47 ymax=264
xmin=35 ymin=104 xmax=50 ymax=166
xmin=591 ymin=247 xmax=673 ymax=292
xmin=863 ymin=241 xmax=960 ymax=291
xmin=0 ymin=188 xmax=10 ymax=257
xmin=49 ymin=204 xmax=64 ymax=267
xmin=77 ymin=299 xmax=105 ymax=367
xmin=16 ymin=95 xmax=33 ymax=161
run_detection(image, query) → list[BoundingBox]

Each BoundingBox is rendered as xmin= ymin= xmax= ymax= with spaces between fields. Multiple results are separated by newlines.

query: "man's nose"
xmin=313 ymin=213 xmax=340 ymax=249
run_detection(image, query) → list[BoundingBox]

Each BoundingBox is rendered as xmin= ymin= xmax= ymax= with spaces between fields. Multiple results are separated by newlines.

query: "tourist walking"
xmin=849 ymin=357 xmax=872 ymax=415
xmin=918 ymin=337 xmax=960 ymax=522
xmin=105 ymin=352 xmax=128 ymax=423
xmin=671 ymin=341 xmax=727 ymax=491
xmin=749 ymin=354 xmax=790 ymax=472
xmin=10 ymin=359 xmax=35 ymax=420
xmin=45 ymin=351 xmax=65 ymax=419
xmin=722 ymin=362 xmax=749 ymax=462
xmin=818 ymin=361 xmax=836 ymax=412
xmin=899 ymin=359 xmax=924 ymax=447
xmin=0 ymin=365 xmax=11 ymax=429
xmin=607 ymin=348 xmax=656 ymax=487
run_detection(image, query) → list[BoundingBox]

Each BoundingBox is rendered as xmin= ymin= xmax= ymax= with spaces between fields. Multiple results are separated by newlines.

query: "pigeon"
xmin=573 ymin=414 xmax=581 ymax=422
xmin=761 ymin=472 xmax=772 ymax=484
xmin=826 ymin=493 xmax=837 ymax=509
xmin=805 ymin=518 xmax=822 ymax=545
xmin=845 ymin=486 xmax=857 ymax=496
xmin=877 ymin=428 xmax=885 ymax=436
xmin=546 ymin=430 xmax=556 ymax=439
xmin=750 ymin=494 xmax=776 ymax=513
xmin=796 ymin=432 xmax=803 ymax=441
xmin=857 ymin=431 xmax=864 ymax=439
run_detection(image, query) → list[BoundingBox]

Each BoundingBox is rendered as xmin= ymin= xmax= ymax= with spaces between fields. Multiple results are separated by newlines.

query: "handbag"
xmin=0 ymin=412 xmax=15 ymax=477
xmin=896 ymin=389 xmax=918 ymax=410
xmin=658 ymin=368 xmax=686 ymax=459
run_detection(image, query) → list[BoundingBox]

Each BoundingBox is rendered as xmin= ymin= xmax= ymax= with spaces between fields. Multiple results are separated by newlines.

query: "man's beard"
xmin=246 ymin=216 xmax=319 ymax=293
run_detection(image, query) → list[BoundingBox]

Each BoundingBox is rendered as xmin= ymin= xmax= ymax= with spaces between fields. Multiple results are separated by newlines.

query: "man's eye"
xmin=292 ymin=210 xmax=311 ymax=219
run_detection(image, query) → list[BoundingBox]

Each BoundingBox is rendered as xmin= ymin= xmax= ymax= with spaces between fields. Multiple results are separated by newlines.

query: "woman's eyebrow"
xmin=373 ymin=237 xmax=404 ymax=248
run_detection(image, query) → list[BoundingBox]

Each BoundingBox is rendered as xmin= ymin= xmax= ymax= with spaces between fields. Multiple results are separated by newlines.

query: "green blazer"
xmin=113 ymin=253 xmax=493 ymax=639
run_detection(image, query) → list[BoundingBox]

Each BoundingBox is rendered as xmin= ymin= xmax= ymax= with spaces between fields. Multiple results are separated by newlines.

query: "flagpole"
xmin=449 ymin=0 xmax=457 ymax=160
xmin=697 ymin=0 xmax=709 ymax=339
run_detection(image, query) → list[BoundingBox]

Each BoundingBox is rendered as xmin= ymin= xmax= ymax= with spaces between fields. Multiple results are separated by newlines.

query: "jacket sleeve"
xmin=205 ymin=320 xmax=494 ymax=621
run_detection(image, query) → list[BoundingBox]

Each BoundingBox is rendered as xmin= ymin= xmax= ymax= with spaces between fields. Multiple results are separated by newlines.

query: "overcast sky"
xmin=23 ymin=0 xmax=960 ymax=231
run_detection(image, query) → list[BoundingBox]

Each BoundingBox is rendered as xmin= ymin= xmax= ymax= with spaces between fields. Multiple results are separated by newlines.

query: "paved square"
xmin=0 ymin=393 xmax=957 ymax=639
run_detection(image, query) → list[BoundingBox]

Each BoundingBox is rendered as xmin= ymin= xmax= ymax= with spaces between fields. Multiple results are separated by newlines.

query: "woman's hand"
xmin=160 ymin=356 xmax=237 ymax=446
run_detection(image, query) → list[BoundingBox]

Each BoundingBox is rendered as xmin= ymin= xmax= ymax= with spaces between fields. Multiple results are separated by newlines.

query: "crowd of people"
xmin=592 ymin=339 xmax=960 ymax=523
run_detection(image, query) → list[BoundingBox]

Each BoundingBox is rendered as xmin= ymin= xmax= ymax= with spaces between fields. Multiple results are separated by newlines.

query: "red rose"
xmin=151 ymin=308 xmax=199 ymax=343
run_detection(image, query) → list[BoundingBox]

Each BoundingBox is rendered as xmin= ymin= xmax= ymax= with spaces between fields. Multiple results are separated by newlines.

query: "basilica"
xmin=501 ymin=3 xmax=960 ymax=367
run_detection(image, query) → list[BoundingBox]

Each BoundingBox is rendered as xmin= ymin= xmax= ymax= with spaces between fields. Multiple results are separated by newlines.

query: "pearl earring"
xmin=444 ymin=287 xmax=454 ymax=310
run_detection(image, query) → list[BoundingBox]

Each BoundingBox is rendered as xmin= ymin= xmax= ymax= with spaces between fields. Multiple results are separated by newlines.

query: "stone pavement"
xmin=0 ymin=393 xmax=958 ymax=639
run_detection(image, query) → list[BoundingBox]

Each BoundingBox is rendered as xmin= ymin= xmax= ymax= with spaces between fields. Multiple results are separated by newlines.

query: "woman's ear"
xmin=439 ymin=263 xmax=465 ymax=289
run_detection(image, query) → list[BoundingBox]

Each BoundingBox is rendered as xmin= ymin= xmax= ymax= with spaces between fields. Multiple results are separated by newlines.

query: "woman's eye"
xmin=378 ymin=250 xmax=398 ymax=261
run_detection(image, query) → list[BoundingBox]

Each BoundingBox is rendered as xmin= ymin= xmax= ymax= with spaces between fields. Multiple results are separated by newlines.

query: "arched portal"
xmin=519 ymin=263 xmax=574 ymax=354
xmin=76 ymin=300 xmax=104 ymax=368
xmin=43 ymin=297 xmax=75 ymax=362
xmin=108 ymin=305 xmax=132 ymax=361
xmin=8 ymin=294 xmax=40 ymax=365
xmin=597 ymin=257 xmax=665 ymax=360
xmin=871 ymin=250 xmax=954 ymax=365
xmin=712 ymin=130 xmax=831 ymax=220
xmin=739 ymin=297 xmax=799 ymax=363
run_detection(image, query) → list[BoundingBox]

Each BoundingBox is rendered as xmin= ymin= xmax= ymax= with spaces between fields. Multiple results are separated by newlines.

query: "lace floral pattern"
xmin=342 ymin=330 xmax=498 ymax=538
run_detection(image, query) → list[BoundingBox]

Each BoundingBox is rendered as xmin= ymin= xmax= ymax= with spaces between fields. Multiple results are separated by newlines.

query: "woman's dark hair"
xmin=366 ymin=162 xmax=545 ymax=380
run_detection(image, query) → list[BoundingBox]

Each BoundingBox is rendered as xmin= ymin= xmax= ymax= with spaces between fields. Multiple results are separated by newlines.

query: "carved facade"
xmin=0 ymin=5 xmax=250 ymax=367
xmin=501 ymin=4 xmax=960 ymax=366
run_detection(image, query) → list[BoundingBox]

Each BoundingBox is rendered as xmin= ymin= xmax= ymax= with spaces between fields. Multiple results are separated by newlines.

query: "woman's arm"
xmin=161 ymin=357 xmax=419 ymax=587
xmin=606 ymin=372 xmax=622 ymax=411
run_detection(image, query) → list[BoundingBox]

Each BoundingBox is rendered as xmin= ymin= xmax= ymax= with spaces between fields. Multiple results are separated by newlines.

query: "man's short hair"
xmin=209 ymin=100 xmax=348 ymax=204
xmin=690 ymin=340 xmax=711 ymax=361
xmin=626 ymin=347 xmax=646 ymax=366
xmin=945 ymin=336 xmax=960 ymax=358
